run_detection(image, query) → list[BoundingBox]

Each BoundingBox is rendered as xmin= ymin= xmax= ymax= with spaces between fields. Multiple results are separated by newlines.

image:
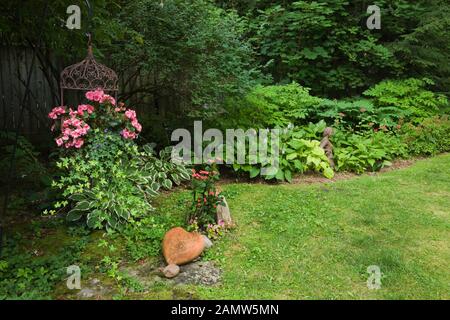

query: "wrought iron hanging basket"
xmin=59 ymin=40 xmax=118 ymax=106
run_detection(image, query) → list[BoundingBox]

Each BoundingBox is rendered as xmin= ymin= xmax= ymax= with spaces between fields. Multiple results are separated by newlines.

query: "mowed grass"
xmin=164 ymin=154 xmax=450 ymax=299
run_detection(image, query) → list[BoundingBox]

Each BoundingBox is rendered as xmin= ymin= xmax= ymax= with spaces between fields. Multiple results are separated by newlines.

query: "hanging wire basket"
xmin=59 ymin=35 xmax=118 ymax=106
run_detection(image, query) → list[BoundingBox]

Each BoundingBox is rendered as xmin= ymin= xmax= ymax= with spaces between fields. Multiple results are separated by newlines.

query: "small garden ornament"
xmin=320 ymin=127 xmax=335 ymax=169
xmin=161 ymin=227 xmax=211 ymax=278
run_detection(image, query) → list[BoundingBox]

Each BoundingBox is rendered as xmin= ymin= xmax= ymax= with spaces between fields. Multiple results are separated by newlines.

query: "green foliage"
xmin=312 ymin=99 xmax=405 ymax=129
xmin=221 ymin=83 xmax=322 ymax=128
xmin=401 ymin=116 xmax=450 ymax=156
xmin=122 ymin=215 xmax=175 ymax=261
xmin=390 ymin=0 xmax=450 ymax=93
xmin=231 ymin=0 xmax=404 ymax=96
xmin=0 ymin=131 xmax=49 ymax=186
xmin=114 ymin=0 xmax=262 ymax=113
xmin=333 ymin=130 xmax=407 ymax=174
xmin=363 ymin=78 xmax=448 ymax=121
xmin=221 ymin=80 xmax=445 ymax=132
xmin=231 ymin=124 xmax=334 ymax=182
xmin=218 ymin=0 xmax=449 ymax=97
xmin=0 ymin=232 xmax=89 ymax=300
xmin=52 ymin=132 xmax=190 ymax=231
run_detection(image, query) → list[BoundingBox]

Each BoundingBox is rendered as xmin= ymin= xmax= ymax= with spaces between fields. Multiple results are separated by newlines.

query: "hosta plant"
xmin=231 ymin=125 xmax=334 ymax=182
xmin=333 ymin=129 xmax=407 ymax=174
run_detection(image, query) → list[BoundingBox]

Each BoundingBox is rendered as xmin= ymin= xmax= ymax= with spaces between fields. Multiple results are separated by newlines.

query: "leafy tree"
xmin=216 ymin=0 xmax=449 ymax=97
xmin=389 ymin=0 xmax=450 ymax=94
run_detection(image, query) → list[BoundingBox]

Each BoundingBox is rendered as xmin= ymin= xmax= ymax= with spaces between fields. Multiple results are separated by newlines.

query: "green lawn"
xmin=179 ymin=154 xmax=449 ymax=299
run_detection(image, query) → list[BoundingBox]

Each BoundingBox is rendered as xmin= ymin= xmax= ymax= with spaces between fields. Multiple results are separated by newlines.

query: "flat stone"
xmin=162 ymin=227 xmax=205 ymax=265
xmin=77 ymin=288 xmax=95 ymax=299
xmin=174 ymin=261 xmax=221 ymax=286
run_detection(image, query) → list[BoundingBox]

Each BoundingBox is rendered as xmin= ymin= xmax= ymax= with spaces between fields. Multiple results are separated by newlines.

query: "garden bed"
xmin=2 ymin=154 xmax=449 ymax=299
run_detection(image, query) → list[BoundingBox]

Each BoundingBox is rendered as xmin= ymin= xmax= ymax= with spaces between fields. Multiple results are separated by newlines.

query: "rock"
xmin=77 ymin=288 xmax=95 ymax=299
xmin=216 ymin=197 xmax=233 ymax=227
xmin=162 ymin=227 xmax=205 ymax=265
xmin=202 ymin=235 xmax=213 ymax=248
xmin=163 ymin=264 xmax=180 ymax=278
xmin=174 ymin=261 xmax=221 ymax=286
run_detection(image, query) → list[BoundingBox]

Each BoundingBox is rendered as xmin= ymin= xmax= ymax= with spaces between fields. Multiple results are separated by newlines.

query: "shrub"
xmin=221 ymin=83 xmax=323 ymax=129
xmin=51 ymin=135 xmax=190 ymax=231
xmin=333 ymin=130 xmax=407 ymax=174
xmin=401 ymin=116 xmax=450 ymax=156
xmin=48 ymin=90 xmax=190 ymax=231
xmin=311 ymin=99 xmax=405 ymax=130
xmin=189 ymin=161 xmax=224 ymax=227
xmin=363 ymin=78 xmax=448 ymax=122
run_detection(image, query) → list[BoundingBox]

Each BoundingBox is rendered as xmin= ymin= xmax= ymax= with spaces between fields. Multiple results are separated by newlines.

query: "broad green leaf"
xmin=249 ymin=167 xmax=260 ymax=178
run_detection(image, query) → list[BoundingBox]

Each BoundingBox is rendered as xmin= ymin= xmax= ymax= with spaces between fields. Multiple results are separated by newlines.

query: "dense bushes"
xmin=217 ymin=78 xmax=449 ymax=180
xmin=222 ymin=78 xmax=448 ymax=131
xmin=363 ymin=78 xmax=448 ymax=122
xmin=218 ymin=83 xmax=319 ymax=129
xmin=216 ymin=0 xmax=449 ymax=97
xmin=333 ymin=130 xmax=407 ymax=174
xmin=401 ymin=116 xmax=450 ymax=156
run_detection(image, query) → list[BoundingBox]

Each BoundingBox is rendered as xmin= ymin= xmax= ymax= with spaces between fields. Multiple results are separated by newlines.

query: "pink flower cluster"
xmin=56 ymin=115 xmax=90 ymax=149
xmin=77 ymin=104 xmax=95 ymax=116
xmin=86 ymin=89 xmax=116 ymax=106
xmin=48 ymin=106 xmax=66 ymax=119
xmin=120 ymin=108 xmax=142 ymax=140
xmin=192 ymin=169 xmax=217 ymax=181
xmin=49 ymin=89 xmax=144 ymax=148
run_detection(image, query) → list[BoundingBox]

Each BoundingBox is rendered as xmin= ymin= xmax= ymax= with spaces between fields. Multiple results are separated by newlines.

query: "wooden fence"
xmin=0 ymin=46 xmax=60 ymax=142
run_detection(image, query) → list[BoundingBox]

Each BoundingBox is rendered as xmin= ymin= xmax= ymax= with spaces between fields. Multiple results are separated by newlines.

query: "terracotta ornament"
xmin=161 ymin=227 xmax=210 ymax=278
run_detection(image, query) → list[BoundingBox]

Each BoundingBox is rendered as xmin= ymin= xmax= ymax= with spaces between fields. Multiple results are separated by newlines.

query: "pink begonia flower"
xmin=85 ymin=89 xmax=105 ymax=102
xmin=121 ymin=128 xmax=137 ymax=140
xmin=56 ymin=138 xmax=64 ymax=146
xmin=69 ymin=108 xmax=78 ymax=117
xmin=131 ymin=119 xmax=142 ymax=132
xmin=55 ymin=113 xmax=90 ymax=148
xmin=77 ymin=104 xmax=95 ymax=115
xmin=100 ymin=94 xmax=116 ymax=106
xmin=125 ymin=109 xmax=137 ymax=120
xmin=74 ymin=139 xmax=84 ymax=149
xmin=48 ymin=106 xmax=66 ymax=119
